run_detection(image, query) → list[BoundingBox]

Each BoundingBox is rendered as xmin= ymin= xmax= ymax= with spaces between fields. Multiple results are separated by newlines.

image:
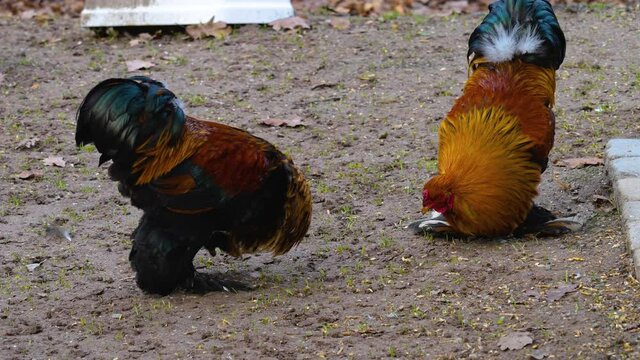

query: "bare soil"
xmin=1 ymin=5 xmax=640 ymax=359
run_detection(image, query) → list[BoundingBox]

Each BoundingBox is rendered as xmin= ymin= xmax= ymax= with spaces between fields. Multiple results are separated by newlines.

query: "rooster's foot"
xmin=181 ymin=272 xmax=253 ymax=294
xmin=535 ymin=217 xmax=583 ymax=236
xmin=407 ymin=213 xmax=454 ymax=236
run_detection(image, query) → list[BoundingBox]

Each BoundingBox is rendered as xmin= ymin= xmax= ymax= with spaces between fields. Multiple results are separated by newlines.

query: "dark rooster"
xmin=410 ymin=0 xmax=581 ymax=237
xmin=76 ymin=76 xmax=312 ymax=295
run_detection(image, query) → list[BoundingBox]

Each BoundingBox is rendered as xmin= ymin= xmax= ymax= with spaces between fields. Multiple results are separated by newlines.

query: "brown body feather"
xmin=133 ymin=116 xmax=312 ymax=257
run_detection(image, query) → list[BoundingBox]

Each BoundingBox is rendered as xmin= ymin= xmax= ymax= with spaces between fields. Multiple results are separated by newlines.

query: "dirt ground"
xmin=1 ymin=4 xmax=640 ymax=359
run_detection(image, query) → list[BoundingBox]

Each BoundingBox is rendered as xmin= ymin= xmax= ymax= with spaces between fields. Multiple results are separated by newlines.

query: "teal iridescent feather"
xmin=75 ymin=76 xmax=185 ymax=166
xmin=468 ymin=0 xmax=565 ymax=69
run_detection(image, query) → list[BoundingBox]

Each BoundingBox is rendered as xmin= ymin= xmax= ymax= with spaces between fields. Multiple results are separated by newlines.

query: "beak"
xmin=421 ymin=206 xmax=430 ymax=215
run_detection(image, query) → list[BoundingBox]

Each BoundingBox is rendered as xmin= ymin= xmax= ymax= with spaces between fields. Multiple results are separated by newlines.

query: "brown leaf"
xmin=260 ymin=117 xmax=304 ymax=128
xmin=126 ymin=59 xmax=156 ymax=72
xmin=34 ymin=12 xmax=52 ymax=25
xmin=592 ymin=194 xmax=612 ymax=204
xmin=69 ymin=0 xmax=84 ymax=15
xmin=15 ymin=170 xmax=44 ymax=180
xmin=20 ymin=9 xmax=35 ymax=19
xmin=129 ymin=33 xmax=153 ymax=47
xmin=359 ymin=71 xmax=377 ymax=81
xmin=546 ymin=283 xmax=578 ymax=302
xmin=291 ymin=0 xmax=325 ymax=12
xmin=498 ymin=331 xmax=533 ymax=351
xmin=269 ymin=16 xmax=311 ymax=32
xmin=43 ymin=156 xmax=66 ymax=167
xmin=329 ymin=17 xmax=351 ymax=30
xmin=592 ymin=194 xmax=614 ymax=212
xmin=554 ymin=157 xmax=604 ymax=169
xmin=16 ymin=137 xmax=40 ymax=150
xmin=328 ymin=0 xmax=413 ymax=16
xmin=443 ymin=0 xmax=470 ymax=14
xmin=334 ymin=6 xmax=352 ymax=15
xmin=186 ymin=21 xmax=231 ymax=40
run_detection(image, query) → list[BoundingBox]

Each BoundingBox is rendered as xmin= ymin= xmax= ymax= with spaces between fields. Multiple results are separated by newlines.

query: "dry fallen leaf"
xmin=359 ymin=71 xmax=377 ymax=81
xmin=186 ymin=21 xmax=231 ymax=40
xmin=329 ymin=17 xmax=351 ymax=30
xmin=15 ymin=170 xmax=44 ymax=180
xmin=554 ymin=157 xmax=604 ymax=169
xmin=126 ymin=59 xmax=156 ymax=72
xmin=592 ymin=194 xmax=614 ymax=212
xmin=498 ymin=331 xmax=533 ymax=351
xmin=16 ymin=137 xmax=40 ymax=150
xmin=34 ymin=12 xmax=52 ymax=25
xmin=20 ymin=9 xmax=35 ymax=19
xmin=43 ymin=156 xmax=66 ymax=167
xmin=328 ymin=0 xmax=413 ymax=16
xmin=530 ymin=348 xmax=550 ymax=360
xmin=546 ymin=283 xmax=578 ymax=302
xmin=129 ymin=33 xmax=153 ymax=47
xmin=260 ymin=117 xmax=304 ymax=127
xmin=592 ymin=194 xmax=612 ymax=204
xmin=443 ymin=0 xmax=470 ymax=14
xmin=333 ymin=5 xmax=352 ymax=15
xmin=269 ymin=16 xmax=311 ymax=31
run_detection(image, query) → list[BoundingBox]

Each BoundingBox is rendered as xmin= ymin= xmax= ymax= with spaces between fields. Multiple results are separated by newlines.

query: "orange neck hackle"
xmin=453 ymin=59 xmax=558 ymax=170
xmin=132 ymin=120 xmax=207 ymax=185
xmin=425 ymin=104 xmax=543 ymax=236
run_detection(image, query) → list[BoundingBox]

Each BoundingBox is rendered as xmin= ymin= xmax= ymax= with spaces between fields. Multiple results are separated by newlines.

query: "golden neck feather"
xmin=132 ymin=122 xmax=206 ymax=185
xmin=435 ymin=106 xmax=542 ymax=234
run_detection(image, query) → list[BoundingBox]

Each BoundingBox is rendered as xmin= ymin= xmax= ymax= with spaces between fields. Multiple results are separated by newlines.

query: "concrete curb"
xmin=605 ymin=139 xmax=640 ymax=279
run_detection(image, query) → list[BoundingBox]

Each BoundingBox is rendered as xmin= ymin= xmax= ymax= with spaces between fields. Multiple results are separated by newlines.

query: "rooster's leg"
xmin=407 ymin=212 xmax=454 ymax=236
xmin=179 ymin=232 xmax=253 ymax=293
xmin=129 ymin=218 xmax=195 ymax=295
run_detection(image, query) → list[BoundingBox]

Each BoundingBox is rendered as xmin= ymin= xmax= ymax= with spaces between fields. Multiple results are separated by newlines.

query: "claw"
xmin=407 ymin=216 xmax=454 ymax=236
xmin=181 ymin=272 xmax=253 ymax=294
xmin=513 ymin=204 xmax=582 ymax=237
xmin=536 ymin=217 xmax=583 ymax=236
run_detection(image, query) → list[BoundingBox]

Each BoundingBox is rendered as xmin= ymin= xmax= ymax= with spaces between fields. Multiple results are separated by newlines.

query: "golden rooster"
xmin=410 ymin=0 xmax=581 ymax=237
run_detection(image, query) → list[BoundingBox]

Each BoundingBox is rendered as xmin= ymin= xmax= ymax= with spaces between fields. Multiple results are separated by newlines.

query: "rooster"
xmin=410 ymin=0 xmax=580 ymax=237
xmin=76 ymin=76 xmax=312 ymax=295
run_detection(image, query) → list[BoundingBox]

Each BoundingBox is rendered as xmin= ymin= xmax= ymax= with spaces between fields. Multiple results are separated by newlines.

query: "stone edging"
xmin=605 ymin=139 xmax=640 ymax=279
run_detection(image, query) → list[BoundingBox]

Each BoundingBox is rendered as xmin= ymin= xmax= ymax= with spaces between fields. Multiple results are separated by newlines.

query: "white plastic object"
xmin=81 ymin=0 xmax=294 ymax=27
